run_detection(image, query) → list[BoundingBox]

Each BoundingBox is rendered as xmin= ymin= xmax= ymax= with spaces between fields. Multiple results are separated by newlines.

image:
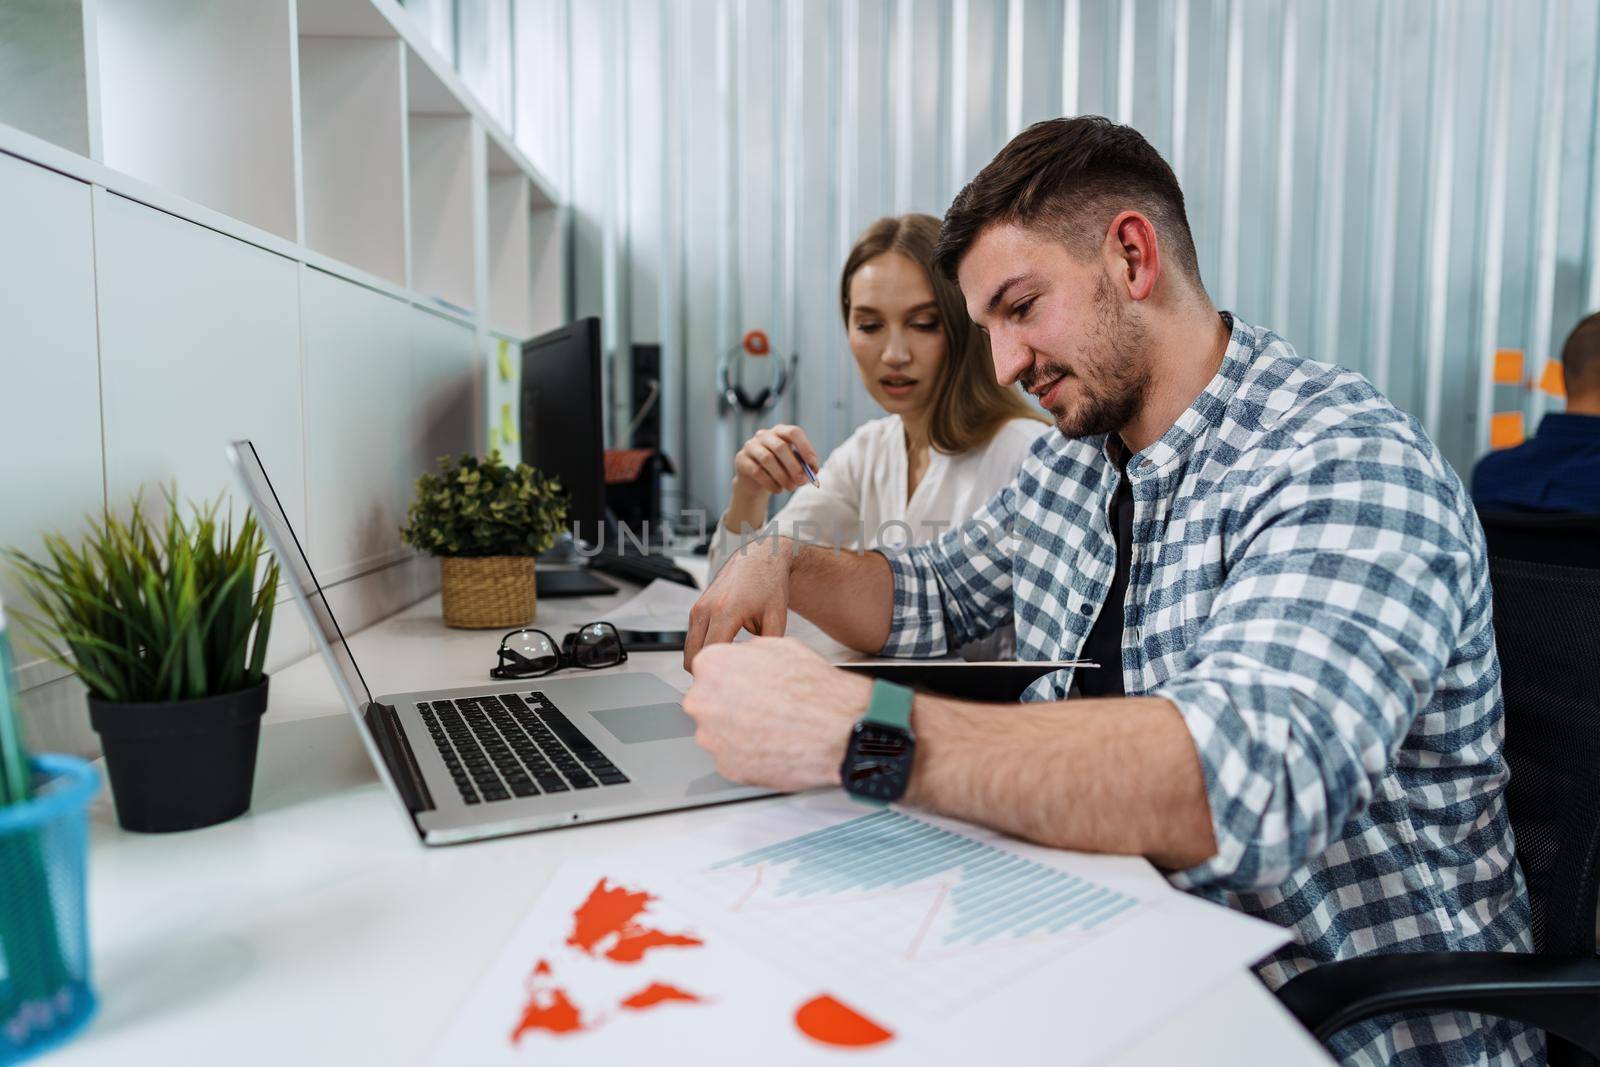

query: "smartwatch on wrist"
xmin=840 ymin=679 xmax=917 ymax=804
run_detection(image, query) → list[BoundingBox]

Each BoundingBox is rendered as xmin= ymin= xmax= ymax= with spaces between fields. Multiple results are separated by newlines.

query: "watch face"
xmin=841 ymin=721 xmax=914 ymax=802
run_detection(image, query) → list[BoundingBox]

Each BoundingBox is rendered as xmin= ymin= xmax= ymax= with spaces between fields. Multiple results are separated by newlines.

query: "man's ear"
xmin=1107 ymin=210 xmax=1161 ymax=302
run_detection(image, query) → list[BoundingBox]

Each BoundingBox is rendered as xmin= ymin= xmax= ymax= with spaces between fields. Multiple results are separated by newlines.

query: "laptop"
xmin=227 ymin=440 xmax=773 ymax=846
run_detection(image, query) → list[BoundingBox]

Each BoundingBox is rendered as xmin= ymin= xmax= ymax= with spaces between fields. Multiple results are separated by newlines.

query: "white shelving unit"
xmin=406 ymin=47 xmax=477 ymax=312
xmin=97 ymin=0 xmax=300 ymax=241
xmin=0 ymin=0 xmax=568 ymax=758
xmin=486 ymin=135 xmax=532 ymax=338
xmin=0 ymin=0 xmax=563 ymax=341
xmin=0 ymin=0 xmax=95 ymax=158
xmin=297 ymin=5 xmax=408 ymax=286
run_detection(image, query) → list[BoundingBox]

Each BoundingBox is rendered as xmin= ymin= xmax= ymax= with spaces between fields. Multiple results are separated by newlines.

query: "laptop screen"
xmin=227 ymin=440 xmax=376 ymax=711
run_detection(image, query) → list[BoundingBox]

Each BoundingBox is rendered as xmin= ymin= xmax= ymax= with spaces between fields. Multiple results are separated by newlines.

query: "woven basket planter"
xmin=439 ymin=555 xmax=538 ymax=629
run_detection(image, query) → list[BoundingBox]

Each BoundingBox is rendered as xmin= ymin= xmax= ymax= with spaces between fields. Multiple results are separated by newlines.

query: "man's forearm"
xmin=786 ymin=544 xmax=894 ymax=653
xmin=904 ymin=694 xmax=1218 ymax=870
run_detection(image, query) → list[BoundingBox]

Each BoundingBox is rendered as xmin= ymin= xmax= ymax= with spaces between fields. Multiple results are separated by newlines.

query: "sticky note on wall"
xmin=500 ymin=402 xmax=518 ymax=444
xmin=1489 ymin=411 xmax=1525 ymax=450
xmin=1539 ymin=359 xmax=1566 ymax=398
xmin=497 ymin=339 xmax=513 ymax=383
xmin=1492 ymin=349 xmax=1525 ymax=385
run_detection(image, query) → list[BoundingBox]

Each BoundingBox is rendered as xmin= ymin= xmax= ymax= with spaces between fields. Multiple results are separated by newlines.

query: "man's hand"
xmin=683 ymin=537 xmax=797 ymax=668
xmin=682 ymin=638 xmax=872 ymax=792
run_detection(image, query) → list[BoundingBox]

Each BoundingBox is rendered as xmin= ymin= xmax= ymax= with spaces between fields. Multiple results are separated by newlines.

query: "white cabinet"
xmin=410 ymin=307 xmax=478 ymax=485
xmin=301 ymin=268 xmax=414 ymax=585
xmin=0 ymin=154 xmax=103 ymax=687
xmin=94 ymin=191 xmax=306 ymax=534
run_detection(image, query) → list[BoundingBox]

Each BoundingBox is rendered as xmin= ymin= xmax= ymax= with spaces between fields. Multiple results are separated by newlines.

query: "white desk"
xmin=53 ymin=571 xmax=1333 ymax=1066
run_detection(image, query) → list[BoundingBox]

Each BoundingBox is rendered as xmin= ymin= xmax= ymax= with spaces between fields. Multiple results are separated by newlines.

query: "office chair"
xmin=1478 ymin=511 xmax=1600 ymax=570
xmin=1274 ymin=557 xmax=1600 ymax=1066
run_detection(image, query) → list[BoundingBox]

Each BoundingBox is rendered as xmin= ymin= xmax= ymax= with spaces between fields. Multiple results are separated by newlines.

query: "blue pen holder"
xmin=0 ymin=755 xmax=99 ymax=1064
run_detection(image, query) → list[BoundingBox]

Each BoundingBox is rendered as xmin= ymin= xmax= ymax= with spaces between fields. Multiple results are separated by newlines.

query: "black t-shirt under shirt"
xmin=1076 ymin=445 xmax=1133 ymax=699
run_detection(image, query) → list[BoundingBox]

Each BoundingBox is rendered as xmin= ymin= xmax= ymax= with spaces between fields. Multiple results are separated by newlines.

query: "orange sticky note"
xmin=1489 ymin=411 xmax=1525 ymax=450
xmin=1538 ymin=359 xmax=1565 ymax=398
xmin=1492 ymin=349 xmax=1524 ymax=385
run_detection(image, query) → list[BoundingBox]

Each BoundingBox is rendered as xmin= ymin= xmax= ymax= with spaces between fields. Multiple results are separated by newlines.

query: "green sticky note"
xmin=497 ymin=339 xmax=513 ymax=382
xmin=489 ymin=425 xmax=502 ymax=450
xmin=500 ymin=402 xmax=518 ymax=444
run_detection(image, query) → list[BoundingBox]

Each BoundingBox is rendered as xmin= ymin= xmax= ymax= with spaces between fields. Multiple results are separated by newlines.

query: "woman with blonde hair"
xmin=708 ymin=214 xmax=1051 ymax=602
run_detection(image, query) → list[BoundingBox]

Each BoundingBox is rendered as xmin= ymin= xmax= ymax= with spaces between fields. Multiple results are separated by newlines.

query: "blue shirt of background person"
xmin=1472 ymin=311 xmax=1600 ymax=514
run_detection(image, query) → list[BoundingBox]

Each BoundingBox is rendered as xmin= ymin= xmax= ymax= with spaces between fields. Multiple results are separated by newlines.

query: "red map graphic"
xmin=567 ymin=879 xmax=704 ymax=963
xmin=621 ymin=983 xmax=701 ymax=1011
xmin=511 ymin=878 xmax=706 ymax=1044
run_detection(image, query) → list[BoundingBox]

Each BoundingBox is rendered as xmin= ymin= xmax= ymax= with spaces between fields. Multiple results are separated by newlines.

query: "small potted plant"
xmin=401 ymin=452 xmax=569 ymax=629
xmin=6 ymin=493 xmax=278 ymax=833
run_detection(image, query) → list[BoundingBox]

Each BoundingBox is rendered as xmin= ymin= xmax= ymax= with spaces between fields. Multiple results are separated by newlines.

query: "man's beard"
xmin=1026 ymin=275 xmax=1152 ymax=440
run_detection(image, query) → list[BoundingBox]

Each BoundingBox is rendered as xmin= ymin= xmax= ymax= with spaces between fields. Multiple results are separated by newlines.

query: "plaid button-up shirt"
xmin=881 ymin=316 xmax=1540 ymax=1066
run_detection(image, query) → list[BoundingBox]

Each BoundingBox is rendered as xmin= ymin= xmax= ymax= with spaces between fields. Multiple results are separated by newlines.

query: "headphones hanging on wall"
xmin=717 ymin=330 xmax=791 ymax=413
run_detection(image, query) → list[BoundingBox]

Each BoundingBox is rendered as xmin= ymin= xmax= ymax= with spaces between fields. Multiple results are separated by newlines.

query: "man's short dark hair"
xmin=1562 ymin=311 xmax=1600 ymax=399
xmin=934 ymin=116 xmax=1202 ymax=288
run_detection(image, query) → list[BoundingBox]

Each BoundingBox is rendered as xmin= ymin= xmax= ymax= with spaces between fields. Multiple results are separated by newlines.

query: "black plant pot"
xmin=87 ymin=677 xmax=269 ymax=833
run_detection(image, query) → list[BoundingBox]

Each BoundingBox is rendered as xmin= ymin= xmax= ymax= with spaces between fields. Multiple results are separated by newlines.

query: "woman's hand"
xmin=723 ymin=425 xmax=822 ymax=534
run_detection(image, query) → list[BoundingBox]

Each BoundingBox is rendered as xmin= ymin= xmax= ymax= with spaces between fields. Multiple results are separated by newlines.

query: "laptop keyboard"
xmin=416 ymin=691 xmax=630 ymax=805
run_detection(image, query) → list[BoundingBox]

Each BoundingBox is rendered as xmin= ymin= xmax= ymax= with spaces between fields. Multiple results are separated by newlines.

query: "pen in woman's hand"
xmin=794 ymin=448 xmax=821 ymax=489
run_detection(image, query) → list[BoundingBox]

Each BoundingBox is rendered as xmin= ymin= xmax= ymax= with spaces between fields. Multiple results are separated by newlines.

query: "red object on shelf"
xmin=604 ymin=448 xmax=656 ymax=486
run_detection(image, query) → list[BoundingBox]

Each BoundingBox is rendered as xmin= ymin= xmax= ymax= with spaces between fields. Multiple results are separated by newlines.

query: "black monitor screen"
xmin=521 ymin=318 xmax=604 ymax=545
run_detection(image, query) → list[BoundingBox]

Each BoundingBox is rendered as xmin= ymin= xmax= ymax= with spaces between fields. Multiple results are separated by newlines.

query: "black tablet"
xmin=837 ymin=660 xmax=1095 ymax=703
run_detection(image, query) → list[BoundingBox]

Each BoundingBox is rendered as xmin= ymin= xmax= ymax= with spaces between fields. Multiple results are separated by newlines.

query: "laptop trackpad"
xmin=592 ymin=703 xmax=697 ymax=743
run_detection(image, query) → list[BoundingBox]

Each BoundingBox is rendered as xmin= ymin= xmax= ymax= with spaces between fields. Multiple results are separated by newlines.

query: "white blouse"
xmin=707 ymin=415 xmax=1054 ymax=576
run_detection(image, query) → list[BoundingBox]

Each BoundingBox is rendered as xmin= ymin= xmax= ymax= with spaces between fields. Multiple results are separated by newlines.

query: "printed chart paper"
xmin=428 ymin=795 xmax=1288 ymax=1065
xmin=425 ymin=859 xmax=935 ymax=1066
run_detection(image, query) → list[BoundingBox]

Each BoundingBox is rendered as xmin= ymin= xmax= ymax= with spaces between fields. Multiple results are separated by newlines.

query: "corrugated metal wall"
xmin=541 ymin=0 xmax=1600 ymax=522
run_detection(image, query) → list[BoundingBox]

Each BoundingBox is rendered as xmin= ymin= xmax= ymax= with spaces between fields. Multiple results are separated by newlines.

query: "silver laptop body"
xmin=228 ymin=440 xmax=772 ymax=846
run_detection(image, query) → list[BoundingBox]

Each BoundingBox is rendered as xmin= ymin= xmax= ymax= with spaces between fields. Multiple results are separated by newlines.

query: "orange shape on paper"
xmin=567 ymin=878 xmax=703 ymax=963
xmin=512 ymin=985 xmax=585 ymax=1040
xmin=1492 ymin=348 xmax=1525 ymax=385
xmin=1539 ymin=359 xmax=1566 ymax=398
xmin=1489 ymin=411 xmax=1526 ymax=450
xmin=513 ymin=880 xmax=706 ymax=1045
xmin=794 ymin=994 xmax=895 ymax=1048
xmin=621 ymin=982 xmax=703 ymax=1011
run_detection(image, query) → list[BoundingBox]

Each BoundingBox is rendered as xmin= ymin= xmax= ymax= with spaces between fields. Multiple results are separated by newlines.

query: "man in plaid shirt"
xmin=681 ymin=117 xmax=1539 ymax=1065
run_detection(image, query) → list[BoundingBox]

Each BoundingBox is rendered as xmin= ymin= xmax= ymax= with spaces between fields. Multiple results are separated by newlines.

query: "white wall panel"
xmin=0 ymin=154 xmax=103 ymax=689
xmin=302 ymin=267 xmax=415 ymax=585
xmin=95 ymin=190 xmax=307 ymax=536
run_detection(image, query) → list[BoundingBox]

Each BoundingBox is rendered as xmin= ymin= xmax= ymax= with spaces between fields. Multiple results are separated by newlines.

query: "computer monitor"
xmin=521 ymin=317 xmax=605 ymax=546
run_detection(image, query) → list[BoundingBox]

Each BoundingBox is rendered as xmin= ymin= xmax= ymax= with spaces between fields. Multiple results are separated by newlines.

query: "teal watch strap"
xmin=864 ymin=679 xmax=914 ymax=731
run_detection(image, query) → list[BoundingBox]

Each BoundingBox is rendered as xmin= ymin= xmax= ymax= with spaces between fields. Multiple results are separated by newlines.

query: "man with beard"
xmin=679 ymin=117 xmax=1538 ymax=1066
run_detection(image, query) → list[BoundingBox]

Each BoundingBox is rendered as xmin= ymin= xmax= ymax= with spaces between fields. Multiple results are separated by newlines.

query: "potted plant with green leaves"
xmin=401 ymin=452 xmax=569 ymax=629
xmin=6 ymin=493 xmax=278 ymax=833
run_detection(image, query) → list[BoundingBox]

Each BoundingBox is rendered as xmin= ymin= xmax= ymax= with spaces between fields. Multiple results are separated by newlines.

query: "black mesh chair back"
xmin=1490 ymin=558 xmax=1600 ymax=958
xmin=1480 ymin=512 xmax=1600 ymax=571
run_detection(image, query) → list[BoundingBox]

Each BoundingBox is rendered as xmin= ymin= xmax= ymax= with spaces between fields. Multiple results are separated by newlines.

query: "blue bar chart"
xmin=712 ymin=810 xmax=1139 ymax=946
xmin=691 ymin=808 xmax=1146 ymax=1016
